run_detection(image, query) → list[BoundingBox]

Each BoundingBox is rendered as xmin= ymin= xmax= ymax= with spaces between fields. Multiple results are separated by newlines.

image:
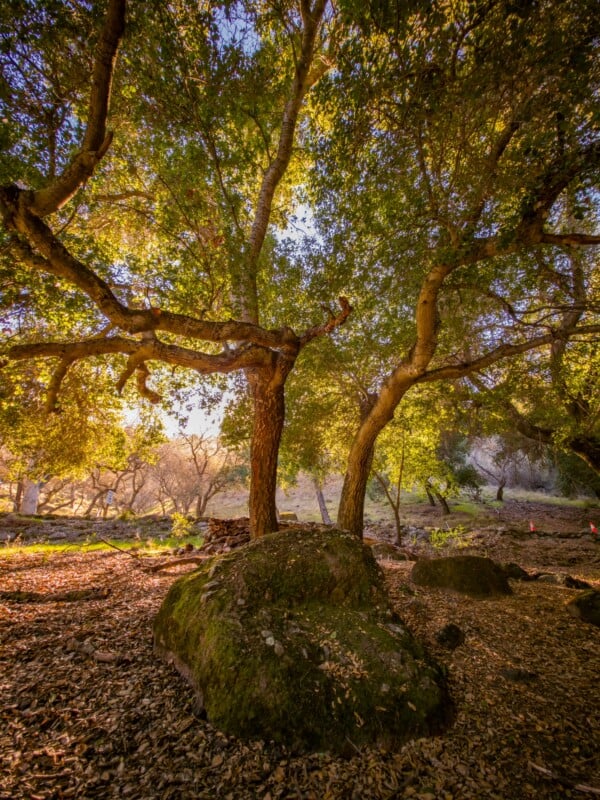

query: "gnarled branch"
xmin=29 ymin=0 xmax=127 ymax=217
xmin=299 ymin=296 xmax=352 ymax=345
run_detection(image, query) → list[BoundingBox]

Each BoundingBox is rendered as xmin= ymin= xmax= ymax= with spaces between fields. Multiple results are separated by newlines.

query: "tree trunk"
xmin=13 ymin=480 xmax=24 ymax=513
xmin=496 ymin=480 xmax=506 ymax=502
xmin=393 ymin=505 xmax=402 ymax=546
xmin=337 ymin=390 xmax=396 ymax=537
xmin=248 ymin=367 xmax=286 ymax=538
xmin=196 ymin=493 xmax=208 ymax=519
xmin=434 ymin=491 xmax=451 ymax=515
xmin=313 ymin=477 xmax=332 ymax=525
xmin=20 ymin=479 xmax=41 ymax=514
xmin=425 ymin=486 xmax=436 ymax=506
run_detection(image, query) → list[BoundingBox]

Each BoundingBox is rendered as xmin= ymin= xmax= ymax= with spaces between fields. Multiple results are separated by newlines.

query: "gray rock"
xmin=154 ymin=527 xmax=452 ymax=754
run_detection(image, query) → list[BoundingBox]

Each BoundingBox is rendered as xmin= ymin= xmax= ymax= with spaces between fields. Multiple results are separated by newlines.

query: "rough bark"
xmin=247 ymin=365 xmax=288 ymax=538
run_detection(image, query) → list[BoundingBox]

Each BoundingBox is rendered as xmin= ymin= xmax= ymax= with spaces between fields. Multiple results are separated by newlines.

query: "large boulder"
xmin=411 ymin=555 xmax=512 ymax=598
xmin=566 ymin=590 xmax=600 ymax=627
xmin=154 ymin=527 xmax=452 ymax=754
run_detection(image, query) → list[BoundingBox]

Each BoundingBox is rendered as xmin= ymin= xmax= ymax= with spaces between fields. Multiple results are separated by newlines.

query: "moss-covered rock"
xmin=411 ymin=556 xmax=512 ymax=598
xmin=154 ymin=527 xmax=452 ymax=754
xmin=566 ymin=590 xmax=600 ymax=627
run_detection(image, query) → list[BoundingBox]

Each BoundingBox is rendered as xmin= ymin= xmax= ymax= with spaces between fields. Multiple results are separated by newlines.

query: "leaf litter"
xmin=0 ymin=515 xmax=599 ymax=800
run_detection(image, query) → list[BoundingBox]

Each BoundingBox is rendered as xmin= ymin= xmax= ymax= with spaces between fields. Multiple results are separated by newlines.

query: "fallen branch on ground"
xmin=97 ymin=537 xmax=141 ymax=558
xmin=148 ymin=556 xmax=209 ymax=573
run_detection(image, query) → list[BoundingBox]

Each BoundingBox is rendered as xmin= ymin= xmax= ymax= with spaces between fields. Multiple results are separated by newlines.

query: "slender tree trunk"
xmin=20 ymin=479 xmax=41 ymax=514
xmin=336 ymin=393 xmax=382 ymax=538
xmin=425 ymin=486 xmax=436 ymax=506
xmin=496 ymin=480 xmax=506 ymax=502
xmin=434 ymin=491 xmax=451 ymax=515
xmin=196 ymin=493 xmax=208 ymax=518
xmin=313 ymin=477 xmax=332 ymax=525
xmin=13 ymin=480 xmax=24 ymax=513
xmin=248 ymin=366 xmax=286 ymax=538
xmin=395 ymin=433 xmax=406 ymax=545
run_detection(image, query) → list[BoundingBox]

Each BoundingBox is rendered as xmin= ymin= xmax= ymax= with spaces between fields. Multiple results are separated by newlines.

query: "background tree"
xmin=151 ymin=434 xmax=247 ymax=517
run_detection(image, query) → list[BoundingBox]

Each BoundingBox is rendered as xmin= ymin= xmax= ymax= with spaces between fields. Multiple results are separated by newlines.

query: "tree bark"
xmin=247 ymin=365 xmax=287 ymax=538
xmin=336 ymin=393 xmax=381 ymax=538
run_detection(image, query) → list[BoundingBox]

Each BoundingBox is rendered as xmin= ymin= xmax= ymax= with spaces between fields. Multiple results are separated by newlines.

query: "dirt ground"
xmin=0 ymin=503 xmax=599 ymax=800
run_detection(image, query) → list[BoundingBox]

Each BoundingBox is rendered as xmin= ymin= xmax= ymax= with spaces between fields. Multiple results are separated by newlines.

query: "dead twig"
xmin=97 ymin=536 xmax=141 ymax=558
xmin=148 ymin=556 xmax=208 ymax=573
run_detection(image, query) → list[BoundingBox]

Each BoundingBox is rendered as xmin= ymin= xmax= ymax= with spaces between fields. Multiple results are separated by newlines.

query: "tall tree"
xmin=0 ymin=0 xmax=350 ymax=536
xmin=308 ymin=0 xmax=600 ymax=535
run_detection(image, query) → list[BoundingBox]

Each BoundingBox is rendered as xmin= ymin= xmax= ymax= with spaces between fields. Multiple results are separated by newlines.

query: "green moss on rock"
xmin=154 ymin=527 xmax=452 ymax=753
xmin=411 ymin=555 xmax=512 ymax=598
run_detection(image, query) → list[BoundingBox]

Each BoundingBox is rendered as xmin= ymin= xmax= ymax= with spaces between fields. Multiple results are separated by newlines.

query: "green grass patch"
xmin=451 ymin=502 xmax=482 ymax=516
xmin=0 ymin=535 xmax=205 ymax=558
xmin=507 ymin=490 xmax=599 ymax=508
xmin=429 ymin=525 xmax=469 ymax=549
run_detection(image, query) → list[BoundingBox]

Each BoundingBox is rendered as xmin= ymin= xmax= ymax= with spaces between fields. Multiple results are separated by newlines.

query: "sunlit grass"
xmin=0 ymin=535 xmax=205 ymax=558
xmin=504 ymin=489 xmax=599 ymax=508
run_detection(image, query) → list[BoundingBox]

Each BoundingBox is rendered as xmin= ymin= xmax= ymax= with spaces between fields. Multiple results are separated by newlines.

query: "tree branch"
xmin=240 ymin=0 xmax=329 ymax=322
xmin=299 ymin=296 xmax=352 ymax=345
xmin=0 ymin=205 xmax=306 ymax=352
xmin=29 ymin=0 xmax=127 ymax=216
xmin=416 ymin=324 xmax=600 ymax=384
xmin=4 ymin=334 xmax=273 ymax=378
xmin=540 ymin=232 xmax=600 ymax=247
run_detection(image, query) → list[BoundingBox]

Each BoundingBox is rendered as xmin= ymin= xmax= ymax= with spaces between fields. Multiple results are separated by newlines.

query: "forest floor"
xmin=0 ymin=499 xmax=599 ymax=800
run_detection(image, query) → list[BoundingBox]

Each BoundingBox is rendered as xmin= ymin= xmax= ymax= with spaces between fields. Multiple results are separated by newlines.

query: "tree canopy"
xmin=1 ymin=0 xmax=598 ymax=536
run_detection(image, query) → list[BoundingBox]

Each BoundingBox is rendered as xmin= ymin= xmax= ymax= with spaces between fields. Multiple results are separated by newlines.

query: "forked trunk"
xmin=249 ymin=371 xmax=285 ymax=538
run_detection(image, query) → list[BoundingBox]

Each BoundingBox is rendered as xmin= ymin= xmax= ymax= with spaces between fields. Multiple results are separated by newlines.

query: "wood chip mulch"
xmin=1 ymin=531 xmax=599 ymax=800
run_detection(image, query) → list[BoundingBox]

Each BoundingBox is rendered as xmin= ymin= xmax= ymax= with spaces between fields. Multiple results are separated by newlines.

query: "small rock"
xmin=435 ymin=623 xmax=465 ymax=650
xmin=565 ymin=590 xmax=600 ymax=627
